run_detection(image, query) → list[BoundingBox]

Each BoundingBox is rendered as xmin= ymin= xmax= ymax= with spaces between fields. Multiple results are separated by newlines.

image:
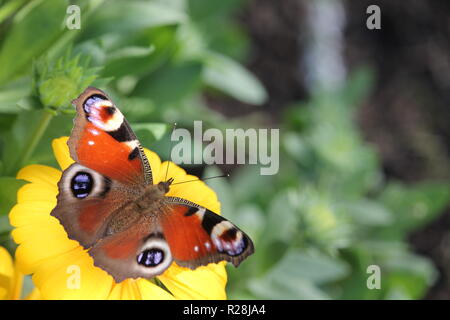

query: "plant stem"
xmin=0 ymin=0 xmax=27 ymax=24
xmin=19 ymin=110 xmax=53 ymax=170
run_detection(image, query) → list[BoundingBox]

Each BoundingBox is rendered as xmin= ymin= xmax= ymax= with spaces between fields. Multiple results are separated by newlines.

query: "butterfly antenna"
xmin=164 ymin=122 xmax=177 ymax=182
xmin=171 ymin=173 xmax=230 ymax=186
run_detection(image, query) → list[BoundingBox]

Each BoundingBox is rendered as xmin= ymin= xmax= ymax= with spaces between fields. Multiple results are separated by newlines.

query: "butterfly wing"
xmin=50 ymin=163 xmax=139 ymax=248
xmin=52 ymin=87 xmax=151 ymax=248
xmin=52 ymin=87 xmax=254 ymax=282
xmin=69 ymin=87 xmax=152 ymax=186
xmin=160 ymin=197 xmax=254 ymax=269
xmin=88 ymin=217 xmax=173 ymax=283
xmin=83 ymin=196 xmax=254 ymax=282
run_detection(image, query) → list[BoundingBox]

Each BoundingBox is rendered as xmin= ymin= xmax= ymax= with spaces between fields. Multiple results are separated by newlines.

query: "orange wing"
xmin=160 ymin=201 xmax=254 ymax=269
xmin=69 ymin=87 xmax=152 ymax=187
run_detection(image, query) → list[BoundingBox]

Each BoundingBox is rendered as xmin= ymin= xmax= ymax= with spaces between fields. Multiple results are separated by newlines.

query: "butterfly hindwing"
xmin=50 ymin=163 xmax=137 ymax=248
xmin=88 ymin=218 xmax=173 ymax=283
xmin=71 ymin=194 xmax=254 ymax=283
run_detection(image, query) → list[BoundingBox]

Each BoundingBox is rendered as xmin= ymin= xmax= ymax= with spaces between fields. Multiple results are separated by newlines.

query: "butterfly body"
xmin=104 ymin=182 xmax=170 ymax=236
xmin=51 ymin=87 xmax=254 ymax=282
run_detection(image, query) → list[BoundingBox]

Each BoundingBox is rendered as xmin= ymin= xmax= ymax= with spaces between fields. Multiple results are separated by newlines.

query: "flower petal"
xmin=16 ymin=183 xmax=57 ymax=204
xmin=136 ymin=279 xmax=175 ymax=300
xmin=12 ymin=217 xmax=78 ymax=275
xmin=143 ymin=149 xmax=162 ymax=183
xmin=159 ymin=262 xmax=227 ymax=300
xmin=10 ymin=178 xmax=71 ymax=275
xmin=0 ymin=247 xmax=14 ymax=299
xmin=32 ymin=247 xmax=114 ymax=299
xmin=52 ymin=137 xmax=74 ymax=171
xmin=10 ymin=268 xmax=23 ymax=300
xmin=16 ymin=165 xmax=61 ymax=187
xmin=160 ymin=161 xmax=221 ymax=214
xmin=106 ymin=279 xmax=174 ymax=300
xmin=9 ymin=201 xmax=56 ymax=228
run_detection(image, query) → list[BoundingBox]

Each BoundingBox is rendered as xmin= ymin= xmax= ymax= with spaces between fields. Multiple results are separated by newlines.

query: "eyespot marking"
xmin=220 ymin=228 xmax=238 ymax=242
xmin=70 ymin=171 xmax=93 ymax=199
xmin=211 ymin=221 xmax=247 ymax=256
xmin=105 ymin=106 xmax=116 ymax=116
xmin=137 ymin=249 xmax=165 ymax=267
xmin=83 ymin=94 xmax=108 ymax=114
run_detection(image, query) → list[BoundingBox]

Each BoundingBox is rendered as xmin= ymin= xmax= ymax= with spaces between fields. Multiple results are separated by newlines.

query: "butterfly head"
xmin=157 ymin=177 xmax=174 ymax=194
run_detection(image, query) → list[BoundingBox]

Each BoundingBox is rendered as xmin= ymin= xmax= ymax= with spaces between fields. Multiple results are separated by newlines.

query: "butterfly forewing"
xmin=69 ymin=87 xmax=152 ymax=187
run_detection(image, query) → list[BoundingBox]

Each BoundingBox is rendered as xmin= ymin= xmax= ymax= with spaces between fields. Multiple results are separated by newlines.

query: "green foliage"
xmin=0 ymin=0 xmax=68 ymax=85
xmin=34 ymin=51 xmax=101 ymax=112
xmin=0 ymin=177 xmax=26 ymax=216
xmin=0 ymin=0 xmax=448 ymax=300
xmin=215 ymin=68 xmax=448 ymax=300
xmin=202 ymin=51 xmax=267 ymax=104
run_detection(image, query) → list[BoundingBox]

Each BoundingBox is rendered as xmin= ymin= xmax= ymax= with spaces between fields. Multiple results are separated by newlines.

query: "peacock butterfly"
xmin=50 ymin=87 xmax=254 ymax=282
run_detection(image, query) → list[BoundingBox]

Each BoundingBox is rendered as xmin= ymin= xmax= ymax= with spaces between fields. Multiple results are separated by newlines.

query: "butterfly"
xmin=50 ymin=87 xmax=254 ymax=282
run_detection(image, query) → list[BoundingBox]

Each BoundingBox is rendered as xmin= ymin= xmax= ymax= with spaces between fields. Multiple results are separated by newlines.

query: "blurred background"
xmin=0 ymin=0 xmax=449 ymax=299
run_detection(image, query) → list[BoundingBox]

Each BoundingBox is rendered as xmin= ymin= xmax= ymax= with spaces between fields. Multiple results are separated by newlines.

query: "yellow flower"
xmin=0 ymin=246 xmax=23 ymax=300
xmin=0 ymin=246 xmax=42 ymax=300
xmin=9 ymin=137 xmax=227 ymax=300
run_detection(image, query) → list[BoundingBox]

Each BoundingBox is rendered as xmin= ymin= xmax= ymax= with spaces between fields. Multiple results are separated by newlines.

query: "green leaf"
xmin=102 ymin=46 xmax=155 ymax=78
xmin=270 ymin=250 xmax=350 ymax=285
xmin=1 ymin=110 xmax=71 ymax=175
xmin=188 ymin=0 xmax=242 ymax=21
xmin=26 ymin=113 xmax=73 ymax=166
xmin=232 ymin=204 xmax=265 ymax=242
xmin=0 ymin=0 xmax=68 ymax=85
xmin=0 ymin=114 xmax=17 ymax=135
xmin=0 ymin=0 xmax=28 ymax=25
xmin=133 ymin=60 xmax=203 ymax=106
xmin=0 ymin=78 xmax=32 ymax=113
xmin=1 ymin=110 xmax=44 ymax=174
xmin=0 ymin=214 xmax=12 ymax=233
xmin=362 ymin=240 xmax=437 ymax=299
xmin=248 ymin=276 xmax=330 ymax=300
xmin=81 ymin=0 xmax=187 ymax=39
xmin=379 ymin=181 xmax=450 ymax=237
xmin=0 ymin=177 xmax=26 ymax=216
xmin=230 ymin=165 xmax=275 ymax=205
xmin=202 ymin=51 xmax=267 ymax=105
xmin=343 ymin=199 xmax=393 ymax=226
xmin=116 ymin=97 xmax=156 ymax=122
xmin=383 ymin=252 xmax=437 ymax=299
xmin=264 ymin=191 xmax=299 ymax=243
xmin=248 ymin=250 xmax=348 ymax=299
xmin=131 ymin=123 xmax=169 ymax=145
xmin=102 ymin=24 xmax=180 ymax=84
xmin=340 ymin=67 xmax=375 ymax=107
xmin=187 ymin=0 xmax=248 ymax=59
